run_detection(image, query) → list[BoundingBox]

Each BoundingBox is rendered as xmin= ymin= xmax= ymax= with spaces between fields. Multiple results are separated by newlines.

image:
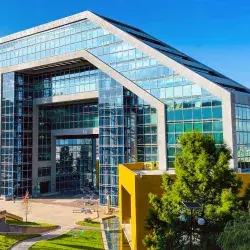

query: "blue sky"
xmin=1 ymin=0 xmax=250 ymax=86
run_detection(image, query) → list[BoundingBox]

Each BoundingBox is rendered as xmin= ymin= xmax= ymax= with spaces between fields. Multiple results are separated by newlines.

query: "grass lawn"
xmin=0 ymin=234 xmax=39 ymax=250
xmin=76 ymin=220 xmax=101 ymax=228
xmin=6 ymin=220 xmax=56 ymax=227
xmin=30 ymin=230 xmax=104 ymax=250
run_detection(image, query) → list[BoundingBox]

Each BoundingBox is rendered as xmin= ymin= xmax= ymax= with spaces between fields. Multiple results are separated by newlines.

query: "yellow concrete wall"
xmin=122 ymin=162 xmax=145 ymax=170
xmin=119 ymin=164 xmax=164 ymax=250
xmin=237 ymin=173 xmax=250 ymax=196
xmin=134 ymin=174 xmax=163 ymax=250
xmin=119 ymin=164 xmax=136 ymax=249
xmin=119 ymin=164 xmax=250 ymax=250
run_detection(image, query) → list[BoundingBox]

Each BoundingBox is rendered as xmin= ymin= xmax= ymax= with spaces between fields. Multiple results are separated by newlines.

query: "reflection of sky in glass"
xmin=235 ymin=104 xmax=250 ymax=172
xmin=55 ymin=138 xmax=96 ymax=192
xmin=103 ymin=217 xmax=131 ymax=250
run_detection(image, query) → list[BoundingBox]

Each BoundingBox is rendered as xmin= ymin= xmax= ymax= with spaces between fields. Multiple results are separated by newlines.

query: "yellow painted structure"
xmin=119 ymin=163 xmax=250 ymax=250
xmin=237 ymin=173 xmax=250 ymax=196
xmin=119 ymin=163 xmax=165 ymax=250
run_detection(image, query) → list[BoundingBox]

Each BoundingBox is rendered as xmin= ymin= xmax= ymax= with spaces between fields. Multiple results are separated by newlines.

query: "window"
xmin=38 ymin=167 xmax=51 ymax=177
xmin=203 ymin=122 xmax=212 ymax=132
xmin=183 ymin=110 xmax=192 ymax=120
xmin=192 ymin=85 xmax=201 ymax=96
xmin=175 ymin=123 xmax=183 ymax=133
xmin=174 ymin=86 xmax=182 ymax=98
xmin=167 ymin=134 xmax=175 ymax=144
xmin=202 ymin=108 xmax=212 ymax=119
xmin=184 ymin=123 xmax=193 ymax=132
xmin=166 ymin=87 xmax=174 ymax=98
xmin=194 ymin=122 xmax=202 ymax=132
xmin=183 ymin=85 xmax=192 ymax=96
xmin=167 ymin=124 xmax=174 ymax=132
xmin=212 ymin=107 xmax=222 ymax=119
xmin=213 ymin=121 xmax=222 ymax=131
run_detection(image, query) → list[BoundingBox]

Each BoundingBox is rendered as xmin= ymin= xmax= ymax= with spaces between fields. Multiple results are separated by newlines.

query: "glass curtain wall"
xmin=1 ymin=73 xmax=15 ymax=196
xmin=33 ymin=65 xmax=98 ymax=99
xmin=98 ymin=71 xmax=158 ymax=206
xmin=235 ymin=104 xmax=250 ymax=172
xmin=136 ymin=100 xmax=158 ymax=162
xmin=99 ymin=72 xmax=125 ymax=206
xmin=0 ymin=19 xmax=222 ymax=105
xmin=165 ymin=88 xmax=223 ymax=168
xmin=38 ymin=102 xmax=98 ymax=161
xmin=56 ymin=138 xmax=96 ymax=192
xmin=1 ymin=72 xmax=33 ymax=197
xmin=123 ymin=89 xmax=137 ymax=163
xmin=0 ymin=17 xmax=224 ymax=199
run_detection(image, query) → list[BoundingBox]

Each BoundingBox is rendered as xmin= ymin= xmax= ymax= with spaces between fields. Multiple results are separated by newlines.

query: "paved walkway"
xmin=10 ymin=225 xmax=74 ymax=250
xmin=0 ymin=198 xmax=115 ymax=249
xmin=0 ymin=199 xmax=99 ymax=226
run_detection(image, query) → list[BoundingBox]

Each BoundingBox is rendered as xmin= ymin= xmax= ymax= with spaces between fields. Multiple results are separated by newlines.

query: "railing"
xmin=121 ymin=162 xmax=159 ymax=171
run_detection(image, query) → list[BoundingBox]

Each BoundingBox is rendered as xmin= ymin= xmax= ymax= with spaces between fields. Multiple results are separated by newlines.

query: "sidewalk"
xmin=0 ymin=199 xmax=98 ymax=227
xmin=10 ymin=225 xmax=74 ymax=250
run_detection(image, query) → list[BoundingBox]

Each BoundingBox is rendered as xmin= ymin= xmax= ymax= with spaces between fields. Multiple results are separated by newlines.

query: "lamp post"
xmin=181 ymin=201 xmax=204 ymax=250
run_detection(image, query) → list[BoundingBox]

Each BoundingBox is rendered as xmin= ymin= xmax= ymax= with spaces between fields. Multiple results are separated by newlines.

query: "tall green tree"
xmin=240 ymin=183 xmax=250 ymax=211
xmin=218 ymin=211 xmax=250 ymax=250
xmin=144 ymin=131 xmax=242 ymax=250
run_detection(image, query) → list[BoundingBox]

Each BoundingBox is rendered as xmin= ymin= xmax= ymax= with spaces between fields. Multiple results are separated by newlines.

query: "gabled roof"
xmin=0 ymin=10 xmax=248 ymax=96
xmin=97 ymin=13 xmax=250 ymax=94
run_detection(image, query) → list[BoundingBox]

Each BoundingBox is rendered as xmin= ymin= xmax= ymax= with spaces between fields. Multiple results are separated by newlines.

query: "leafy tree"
xmin=21 ymin=191 xmax=31 ymax=222
xmin=218 ymin=211 xmax=250 ymax=250
xmin=144 ymin=131 xmax=242 ymax=250
xmin=240 ymin=183 xmax=250 ymax=211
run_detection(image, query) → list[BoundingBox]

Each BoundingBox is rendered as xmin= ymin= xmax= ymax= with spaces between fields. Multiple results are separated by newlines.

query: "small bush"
xmin=84 ymin=217 xmax=92 ymax=223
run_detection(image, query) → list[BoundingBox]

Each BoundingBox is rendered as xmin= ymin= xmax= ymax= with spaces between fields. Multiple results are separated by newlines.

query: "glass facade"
xmin=56 ymin=138 xmax=96 ymax=192
xmin=2 ymin=13 xmax=247 ymax=204
xmin=99 ymin=74 xmax=125 ymax=206
xmin=235 ymin=104 xmax=250 ymax=172
xmin=0 ymin=19 xmax=222 ymax=103
xmin=103 ymin=216 xmax=131 ymax=250
xmin=1 ymin=16 xmax=247 ymax=93
xmin=1 ymin=72 xmax=33 ymax=197
xmin=33 ymin=65 xmax=98 ymax=98
xmin=136 ymin=100 xmax=158 ymax=162
xmin=98 ymin=71 xmax=158 ymax=205
xmin=1 ymin=73 xmax=15 ymax=196
xmin=166 ymin=87 xmax=223 ymax=168
xmin=38 ymin=102 xmax=98 ymax=161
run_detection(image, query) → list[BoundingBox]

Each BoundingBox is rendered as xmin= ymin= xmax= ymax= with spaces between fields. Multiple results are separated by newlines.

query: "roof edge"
xmin=0 ymin=10 xmax=93 ymax=44
xmin=0 ymin=10 xmax=247 ymax=97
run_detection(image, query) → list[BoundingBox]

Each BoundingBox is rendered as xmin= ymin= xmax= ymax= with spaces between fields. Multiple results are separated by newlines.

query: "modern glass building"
xmin=0 ymin=11 xmax=249 ymax=206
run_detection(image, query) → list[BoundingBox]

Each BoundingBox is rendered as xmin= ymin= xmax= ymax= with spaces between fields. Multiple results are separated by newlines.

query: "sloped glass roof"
xmin=97 ymin=14 xmax=250 ymax=94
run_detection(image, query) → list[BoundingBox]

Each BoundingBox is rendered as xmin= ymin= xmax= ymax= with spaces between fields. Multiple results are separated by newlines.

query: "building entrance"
xmin=39 ymin=181 xmax=50 ymax=194
xmin=55 ymin=138 xmax=97 ymax=193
